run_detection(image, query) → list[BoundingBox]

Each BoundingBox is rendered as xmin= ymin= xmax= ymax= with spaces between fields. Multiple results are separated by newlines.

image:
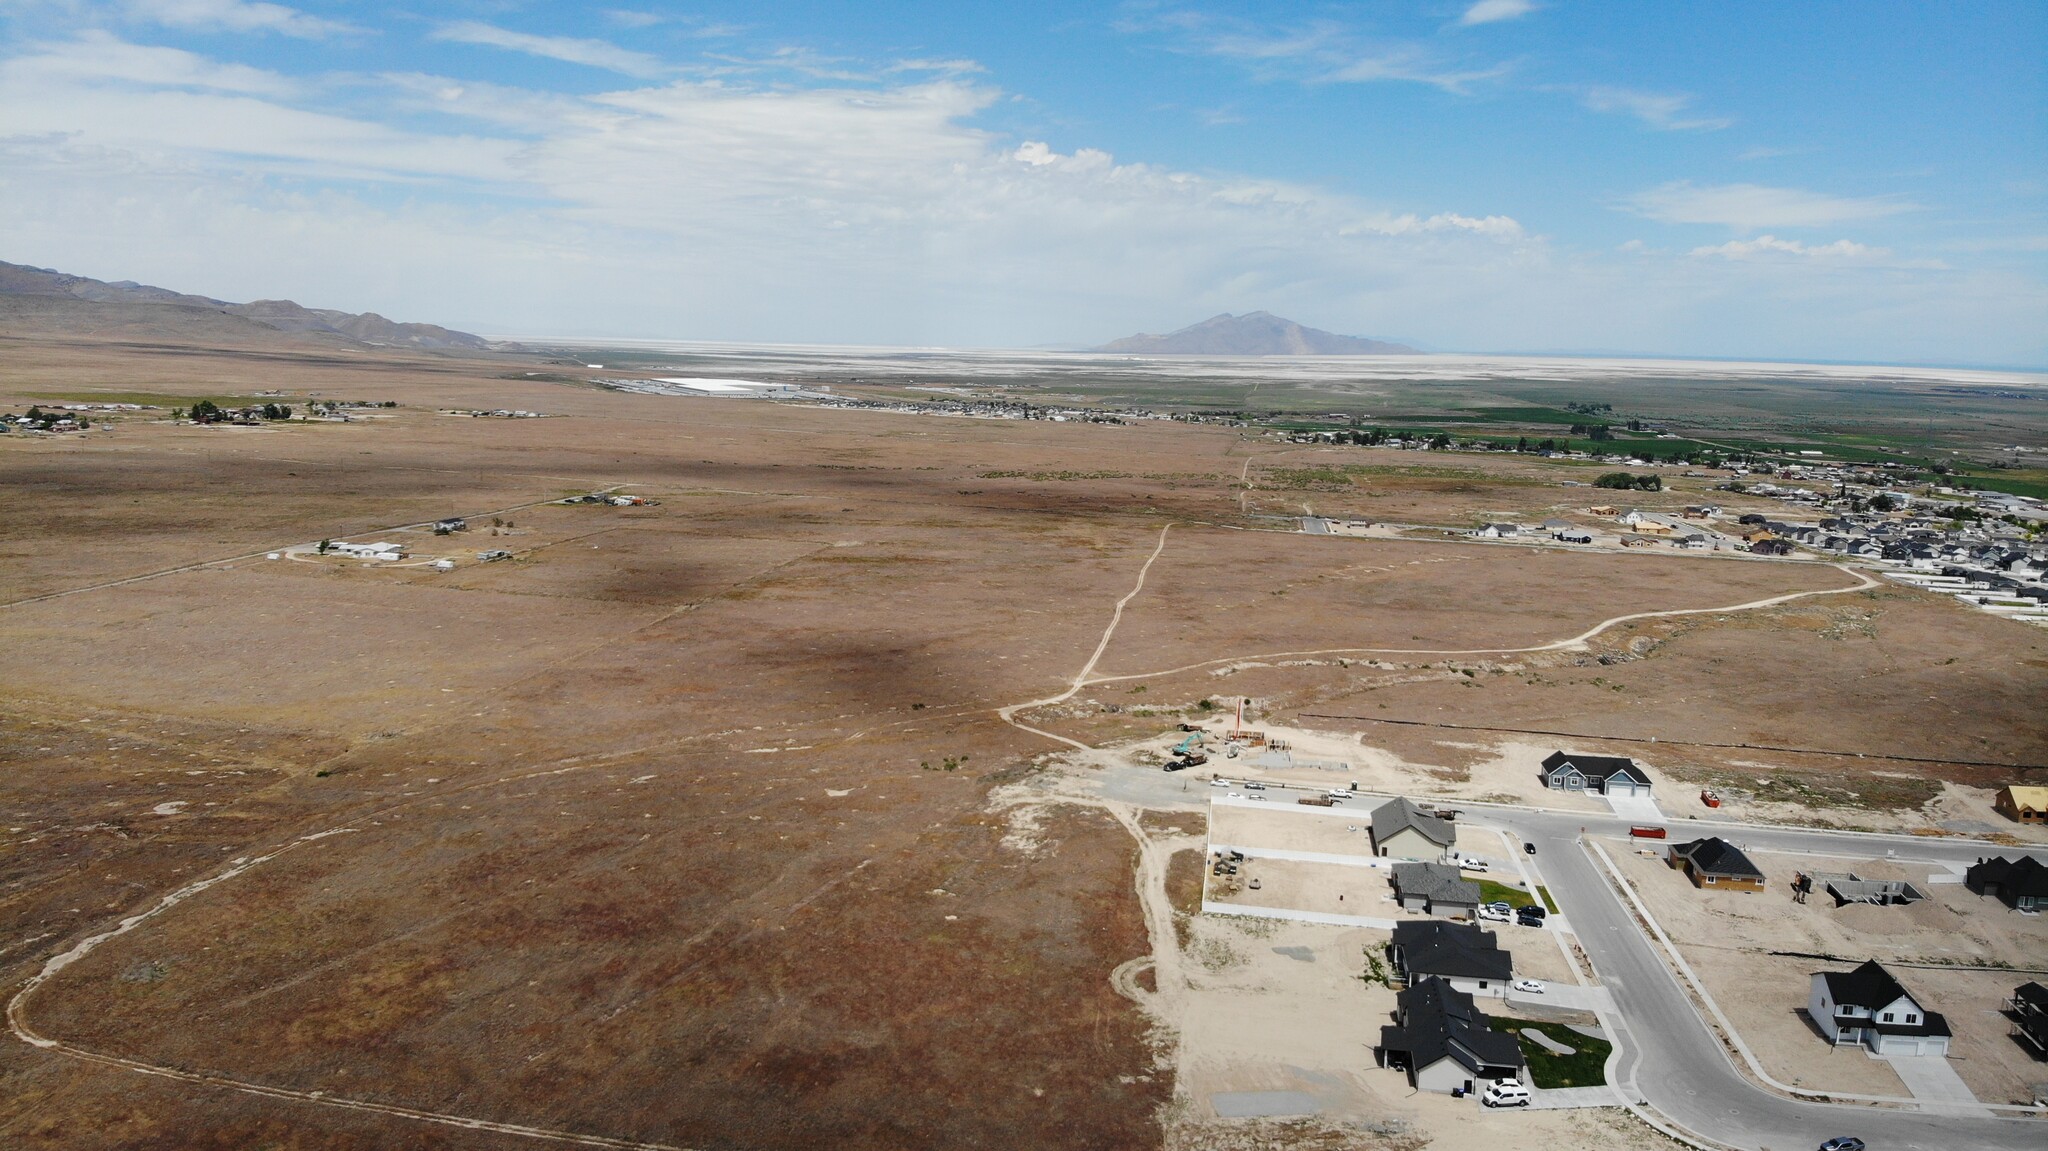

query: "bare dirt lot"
xmin=2 ymin=335 xmax=2043 ymax=1149
xmin=1606 ymin=839 xmax=2048 ymax=1105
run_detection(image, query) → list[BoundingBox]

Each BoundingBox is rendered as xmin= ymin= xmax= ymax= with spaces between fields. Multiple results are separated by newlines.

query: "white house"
xmin=328 ymin=541 xmax=406 ymax=561
xmin=1807 ymin=960 xmax=1952 ymax=1056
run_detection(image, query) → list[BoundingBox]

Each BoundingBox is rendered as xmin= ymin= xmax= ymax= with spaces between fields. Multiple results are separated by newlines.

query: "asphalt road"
xmin=1497 ymin=807 xmax=2047 ymax=1151
xmin=1086 ymin=761 xmax=2047 ymax=1148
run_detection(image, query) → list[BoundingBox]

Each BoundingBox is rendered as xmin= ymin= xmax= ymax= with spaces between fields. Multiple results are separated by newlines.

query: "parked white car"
xmin=1481 ymin=1080 xmax=1531 ymax=1108
xmin=1477 ymin=905 xmax=1511 ymax=923
xmin=1512 ymin=979 xmax=1544 ymax=994
xmin=1460 ymin=858 xmax=1490 ymax=873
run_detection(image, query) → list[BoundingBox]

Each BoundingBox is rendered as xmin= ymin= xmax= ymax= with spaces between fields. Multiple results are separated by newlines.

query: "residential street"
xmin=1492 ymin=808 xmax=2046 ymax=1151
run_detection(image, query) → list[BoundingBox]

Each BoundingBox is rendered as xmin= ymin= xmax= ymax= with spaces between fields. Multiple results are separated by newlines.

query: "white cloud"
xmin=0 ymin=37 xmax=519 ymax=181
xmin=125 ymin=0 xmax=356 ymax=38
xmin=1689 ymin=235 xmax=1884 ymax=260
xmin=603 ymin=10 xmax=665 ymax=30
xmin=1323 ymin=51 xmax=1507 ymax=93
xmin=1126 ymin=13 xmax=1506 ymax=93
xmin=1622 ymin=181 xmax=1918 ymax=231
xmin=7 ymin=32 xmax=298 ymax=96
xmin=431 ymin=21 xmax=666 ymax=78
xmin=1459 ymin=0 xmax=1537 ymax=26
xmin=1579 ymin=86 xmax=1731 ymax=131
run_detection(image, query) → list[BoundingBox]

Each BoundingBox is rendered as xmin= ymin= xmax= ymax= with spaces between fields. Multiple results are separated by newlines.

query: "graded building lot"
xmin=1604 ymin=838 xmax=2048 ymax=1105
xmin=4 ymin=336 xmax=2046 ymax=1150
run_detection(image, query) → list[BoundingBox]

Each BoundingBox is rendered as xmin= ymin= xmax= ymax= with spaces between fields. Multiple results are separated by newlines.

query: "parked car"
xmin=1244 ymin=781 xmax=1266 ymax=790
xmin=1477 ymin=906 xmax=1510 ymax=923
xmin=1485 ymin=901 xmax=1512 ymax=914
xmin=1480 ymin=1080 xmax=1531 ymax=1108
xmin=1210 ymin=778 xmax=1231 ymax=788
xmin=1516 ymin=913 xmax=1546 ymax=929
xmin=1518 ymin=903 xmax=1548 ymax=920
xmin=1511 ymin=979 xmax=1544 ymax=994
xmin=1163 ymin=761 xmax=1187 ymax=772
xmin=1524 ymin=842 xmax=1537 ymax=855
xmin=1459 ymin=858 xmax=1490 ymax=873
xmin=1817 ymin=1139 xmax=1865 ymax=1151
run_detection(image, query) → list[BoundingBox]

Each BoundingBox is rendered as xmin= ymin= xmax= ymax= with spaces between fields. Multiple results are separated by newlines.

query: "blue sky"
xmin=0 ymin=1 xmax=2042 ymax=364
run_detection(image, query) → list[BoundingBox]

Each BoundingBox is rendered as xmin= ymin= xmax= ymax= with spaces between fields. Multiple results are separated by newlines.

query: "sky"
xmin=0 ymin=2 xmax=2043 ymax=365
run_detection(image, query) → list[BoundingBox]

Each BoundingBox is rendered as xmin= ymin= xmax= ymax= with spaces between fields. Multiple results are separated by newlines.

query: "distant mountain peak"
xmin=1096 ymin=312 xmax=1417 ymax=356
xmin=0 ymin=260 xmax=498 ymax=352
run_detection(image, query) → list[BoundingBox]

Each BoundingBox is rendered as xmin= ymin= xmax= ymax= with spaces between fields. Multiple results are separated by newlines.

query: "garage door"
xmin=1607 ymin=780 xmax=1637 ymax=797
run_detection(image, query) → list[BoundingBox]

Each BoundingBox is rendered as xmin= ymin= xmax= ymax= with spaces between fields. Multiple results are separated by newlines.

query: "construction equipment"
xmin=1171 ymin=731 xmax=1208 ymax=756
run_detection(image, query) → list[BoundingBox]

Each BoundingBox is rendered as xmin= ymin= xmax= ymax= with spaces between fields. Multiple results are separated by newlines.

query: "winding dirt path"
xmin=1079 ymin=562 xmax=1880 ymax=688
xmin=995 ymin=523 xmax=1174 ymax=750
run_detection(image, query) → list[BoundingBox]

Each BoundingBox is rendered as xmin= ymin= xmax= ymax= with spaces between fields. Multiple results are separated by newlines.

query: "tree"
xmin=190 ymin=399 xmax=223 ymax=423
xmin=1594 ymin=472 xmax=1638 ymax=490
xmin=1588 ymin=424 xmax=1614 ymax=442
xmin=317 ymin=539 xmax=332 ymax=554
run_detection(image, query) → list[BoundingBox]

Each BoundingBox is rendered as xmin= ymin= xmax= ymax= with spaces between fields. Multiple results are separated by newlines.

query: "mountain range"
xmin=0 ymin=261 xmax=496 ymax=352
xmin=1096 ymin=312 xmax=1417 ymax=356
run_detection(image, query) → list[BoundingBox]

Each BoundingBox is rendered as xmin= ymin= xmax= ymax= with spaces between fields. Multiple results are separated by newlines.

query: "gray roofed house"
xmin=1540 ymin=750 xmax=1652 ymax=797
xmin=1388 ymin=919 xmax=1513 ymax=995
xmin=1376 ymin=976 xmax=1525 ymax=1094
xmin=1966 ymin=855 xmax=2048 ymax=912
xmin=1391 ymin=862 xmax=1481 ymax=918
xmin=1808 ymin=960 xmax=1952 ymax=1057
xmin=1668 ymin=837 xmax=1767 ymax=891
xmin=1371 ymin=797 xmax=1456 ymax=860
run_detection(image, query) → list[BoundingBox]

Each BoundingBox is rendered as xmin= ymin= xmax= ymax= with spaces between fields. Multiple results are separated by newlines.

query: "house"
xmin=1807 ymin=960 xmax=1953 ymax=1056
xmin=1475 ymin=523 xmax=1521 ymax=539
xmin=1540 ymin=751 xmax=1653 ymax=798
xmin=1751 ymin=538 xmax=1795 ymax=556
xmin=1965 ymin=856 xmax=2048 ymax=912
xmin=1994 ymin=786 xmax=2048 ymax=824
xmin=328 ymin=541 xmax=406 ymax=561
xmin=1668 ymin=837 xmax=1766 ymax=891
xmin=1371 ymin=798 xmax=1457 ymax=861
xmin=1387 ymin=920 xmax=1513 ymax=996
xmin=2011 ymin=982 xmax=2048 ymax=1054
xmin=1391 ymin=862 xmax=1481 ymax=918
xmin=1376 ymin=976 xmax=1525 ymax=1094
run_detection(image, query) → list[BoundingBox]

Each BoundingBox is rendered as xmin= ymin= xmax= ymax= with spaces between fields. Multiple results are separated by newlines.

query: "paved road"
xmin=1079 ymin=762 xmax=2047 ymax=1148
xmin=1496 ymin=808 xmax=2045 ymax=1151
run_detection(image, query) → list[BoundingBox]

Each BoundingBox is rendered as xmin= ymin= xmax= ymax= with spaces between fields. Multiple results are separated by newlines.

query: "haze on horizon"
xmin=0 ymin=1 xmax=2043 ymax=367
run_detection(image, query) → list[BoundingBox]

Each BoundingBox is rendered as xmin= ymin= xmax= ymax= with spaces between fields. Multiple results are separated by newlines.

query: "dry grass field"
xmin=2 ymin=333 xmax=2044 ymax=1149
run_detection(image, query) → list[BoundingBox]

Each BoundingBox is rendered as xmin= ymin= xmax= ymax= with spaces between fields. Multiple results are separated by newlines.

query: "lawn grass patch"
xmin=1536 ymin=885 xmax=1559 ymax=914
xmin=1475 ymin=878 xmax=1537 ymax=908
xmin=1502 ymin=1018 xmax=1611 ymax=1088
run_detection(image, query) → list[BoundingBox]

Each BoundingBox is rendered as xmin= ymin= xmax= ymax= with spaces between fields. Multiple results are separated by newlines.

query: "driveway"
xmin=1605 ymin=790 xmax=1666 ymax=824
xmin=1884 ymin=1054 xmax=1994 ymax=1118
xmin=1507 ymin=982 xmax=1613 ymax=1014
